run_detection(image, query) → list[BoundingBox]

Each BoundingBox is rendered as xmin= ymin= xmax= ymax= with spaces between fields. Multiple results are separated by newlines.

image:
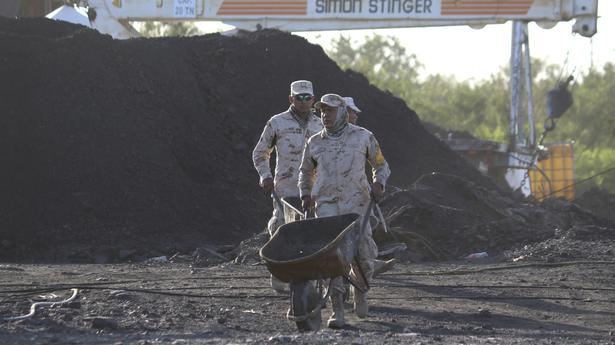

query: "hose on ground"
xmin=3 ymin=288 xmax=79 ymax=322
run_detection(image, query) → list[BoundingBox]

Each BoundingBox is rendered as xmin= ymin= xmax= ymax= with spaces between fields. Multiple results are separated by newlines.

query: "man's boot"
xmin=353 ymin=288 xmax=368 ymax=319
xmin=327 ymin=293 xmax=345 ymax=328
xmin=270 ymin=274 xmax=288 ymax=294
xmin=373 ymin=258 xmax=397 ymax=277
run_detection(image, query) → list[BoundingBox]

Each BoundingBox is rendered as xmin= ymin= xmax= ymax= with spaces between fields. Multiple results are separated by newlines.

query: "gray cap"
xmin=290 ymin=80 xmax=314 ymax=96
xmin=314 ymin=93 xmax=346 ymax=109
xmin=343 ymin=97 xmax=361 ymax=113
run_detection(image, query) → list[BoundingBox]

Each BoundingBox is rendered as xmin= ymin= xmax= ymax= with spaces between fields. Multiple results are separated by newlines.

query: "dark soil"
xmin=373 ymin=174 xmax=615 ymax=262
xmin=1 ymin=261 xmax=615 ymax=344
xmin=575 ymin=187 xmax=615 ymax=223
xmin=0 ymin=17 xmax=492 ymax=262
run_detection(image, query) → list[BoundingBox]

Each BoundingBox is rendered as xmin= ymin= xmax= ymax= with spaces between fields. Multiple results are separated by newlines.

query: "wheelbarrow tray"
xmin=260 ymin=213 xmax=361 ymax=283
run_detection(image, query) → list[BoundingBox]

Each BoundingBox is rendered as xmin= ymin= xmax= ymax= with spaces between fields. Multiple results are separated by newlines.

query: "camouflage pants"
xmin=267 ymin=195 xmax=303 ymax=236
xmin=329 ymin=223 xmax=378 ymax=294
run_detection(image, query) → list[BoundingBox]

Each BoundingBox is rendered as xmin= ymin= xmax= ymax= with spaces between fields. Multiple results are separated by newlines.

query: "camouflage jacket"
xmin=298 ymin=123 xmax=391 ymax=217
xmin=252 ymin=107 xmax=323 ymax=197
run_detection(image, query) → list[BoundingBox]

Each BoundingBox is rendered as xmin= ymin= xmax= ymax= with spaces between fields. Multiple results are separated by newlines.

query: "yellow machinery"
xmin=444 ymin=139 xmax=575 ymax=201
xmin=529 ymin=143 xmax=575 ymax=201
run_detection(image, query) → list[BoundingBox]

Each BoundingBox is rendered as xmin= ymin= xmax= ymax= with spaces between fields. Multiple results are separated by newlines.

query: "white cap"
xmin=343 ymin=97 xmax=361 ymax=113
xmin=314 ymin=93 xmax=346 ymax=109
xmin=290 ymin=80 xmax=314 ymax=96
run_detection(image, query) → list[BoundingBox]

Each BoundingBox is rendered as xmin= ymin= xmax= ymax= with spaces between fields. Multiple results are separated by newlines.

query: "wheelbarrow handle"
xmin=374 ymin=203 xmax=388 ymax=233
xmin=273 ymin=191 xmax=311 ymax=220
xmin=360 ymin=200 xmax=376 ymax=235
xmin=271 ymin=191 xmax=284 ymax=211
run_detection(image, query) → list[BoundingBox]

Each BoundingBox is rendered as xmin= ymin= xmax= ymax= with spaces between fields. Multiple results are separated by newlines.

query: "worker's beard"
xmin=324 ymin=107 xmax=349 ymax=138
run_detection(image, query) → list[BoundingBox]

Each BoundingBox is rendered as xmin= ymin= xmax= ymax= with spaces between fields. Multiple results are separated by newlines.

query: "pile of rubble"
xmin=0 ymin=17 xmax=486 ymax=261
xmin=575 ymin=187 xmax=615 ymax=223
xmin=375 ymin=174 xmax=615 ymax=262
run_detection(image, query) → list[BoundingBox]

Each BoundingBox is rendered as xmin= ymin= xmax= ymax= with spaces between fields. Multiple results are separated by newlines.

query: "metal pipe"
xmin=522 ymin=22 xmax=536 ymax=147
xmin=510 ymin=21 xmax=523 ymax=148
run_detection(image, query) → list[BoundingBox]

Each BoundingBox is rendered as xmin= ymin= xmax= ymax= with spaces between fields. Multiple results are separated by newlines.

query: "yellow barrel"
xmin=529 ymin=142 xmax=575 ymax=201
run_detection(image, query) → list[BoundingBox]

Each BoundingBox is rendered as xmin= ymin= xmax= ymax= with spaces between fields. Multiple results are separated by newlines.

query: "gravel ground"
xmin=1 ymin=260 xmax=614 ymax=344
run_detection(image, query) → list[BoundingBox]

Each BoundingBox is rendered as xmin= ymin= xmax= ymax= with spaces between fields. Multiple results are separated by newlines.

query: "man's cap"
xmin=343 ymin=97 xmax=362 ymax=113
xmin=314 ymin=93 xmax=346 ymax=109
xmin=290 ymin=80 xmax=314 ymax=96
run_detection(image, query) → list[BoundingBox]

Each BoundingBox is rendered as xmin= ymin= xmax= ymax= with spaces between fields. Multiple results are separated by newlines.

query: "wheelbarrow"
xmin=260 ymin=196 xmax=373 ymax=331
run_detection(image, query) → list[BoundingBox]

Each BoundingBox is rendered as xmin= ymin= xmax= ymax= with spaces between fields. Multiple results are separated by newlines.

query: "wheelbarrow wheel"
xmin=290 ymin=280 xmax=322 ymax=331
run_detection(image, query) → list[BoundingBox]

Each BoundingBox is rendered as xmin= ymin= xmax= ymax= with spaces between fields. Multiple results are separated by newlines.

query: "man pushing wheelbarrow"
xmin=298 ymin=94 xmax=391 ymax=328
xmin=260 ymin=94 xmax=391 ymax=331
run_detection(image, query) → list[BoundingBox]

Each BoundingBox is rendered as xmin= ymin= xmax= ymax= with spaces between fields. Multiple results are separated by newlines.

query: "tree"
xmin=327 ymin=34 xmax=423 ymax=101
xmin=325 ymin=34 xmax=615 ymax=192
xmin=136 ymin=21 xmax=200 ymax=37
xmin=534 ymin=63 xmax=615 ymax=192
xmin=326 ymin=33 xmax=511 ymax=142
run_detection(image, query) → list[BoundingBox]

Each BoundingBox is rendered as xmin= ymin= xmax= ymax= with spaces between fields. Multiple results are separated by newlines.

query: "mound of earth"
xmin=232 ymin=174 xmax=615 ymax=265
xmin=374 ymin=174 xmax=615 ymax=262
xmin=575 ymin=187 xmax=615 ymax=223
xmin=0 ymin=17 xmax=494 ymax=262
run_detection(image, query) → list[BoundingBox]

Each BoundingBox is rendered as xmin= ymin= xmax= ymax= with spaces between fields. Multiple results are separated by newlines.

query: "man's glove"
xmin=261 ymin=178 xmax=274 ymax=194
xmin=371 ymin=182 xmax=384 ymax=202
xmin=301 ymin=195 xmax=313 ymax=213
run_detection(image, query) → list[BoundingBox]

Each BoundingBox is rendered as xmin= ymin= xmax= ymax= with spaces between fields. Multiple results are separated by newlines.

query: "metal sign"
xmin=86 ymin=0 xmax=598 ymax=39
xmin=174 ymin=0 xmax=196 ymax=18
xmin=209 ymin=0 xmax=541 ymax=18
xmin=213 ymin=0 xmax=442 ymax=18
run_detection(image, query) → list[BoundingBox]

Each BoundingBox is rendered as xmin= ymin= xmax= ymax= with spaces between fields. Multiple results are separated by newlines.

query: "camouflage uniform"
xmin=252 ymin=107 xmax=323 ymax=235
xmin=298 ymin=123 xmax=390 ymax=294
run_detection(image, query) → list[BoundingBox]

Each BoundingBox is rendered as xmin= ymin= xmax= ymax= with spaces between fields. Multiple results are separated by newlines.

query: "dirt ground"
xmin=1 ymin=259 xmax=615 ymax=345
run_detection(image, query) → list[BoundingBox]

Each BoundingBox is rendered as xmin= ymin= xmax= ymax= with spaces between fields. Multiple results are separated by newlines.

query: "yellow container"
xmin=529 ymin=143 xmax=575 ymax=201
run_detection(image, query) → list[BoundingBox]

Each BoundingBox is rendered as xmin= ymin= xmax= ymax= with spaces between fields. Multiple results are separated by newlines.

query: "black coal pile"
xmin=508 ymin=197 xmax=615 ymax=262
xmin=0 ymin=18 xmax=492 ymax=262
xmin=575 ymin=187 xmax=615 ymax=223
xmin=375 ymin=173 xmax=615 ymax=262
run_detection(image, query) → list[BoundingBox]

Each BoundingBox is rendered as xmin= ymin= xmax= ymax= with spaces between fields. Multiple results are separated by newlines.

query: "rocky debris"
xmin=374 ymin=173 xmax=615 ymax=262
xmin=0 ymin=265 xmax=24 ymax=271
xmin=191 ymin=245 xmax=235 ymax=266
xmin=508 ymin=222 xmax=615 ymax=262
xmin=232 ymin=230 xmax=270 ymax=264
xmin=2 ymin=262 xmax=614 ymax=344
xmin=109 ymin=290 xmax=137 ymax=301
xmin=88 ymin=316 xmax=119 ymax=330
xmin=142 ymin=255 xmax=169 ymax=264
xmin=225 ymin=173 xmax=615 ymax=264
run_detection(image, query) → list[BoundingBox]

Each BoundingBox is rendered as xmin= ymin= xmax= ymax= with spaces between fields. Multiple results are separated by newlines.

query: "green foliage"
xmin=412 ymin=73 xmax=510 ymax=142
xmin=552 ymin=63 xmax=615 ymax=148
xmin=325 ymin=34 xmax=615 ymax=192
xmin=575 ymin=144 xmax=615 ymax=192
xmin=540 ymin=63 xmax=615 ymax=192
xmin=137 ymin=21 xmax=200 ymax=37
xmin=328 ymin=34 xmax=423 ymax=101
